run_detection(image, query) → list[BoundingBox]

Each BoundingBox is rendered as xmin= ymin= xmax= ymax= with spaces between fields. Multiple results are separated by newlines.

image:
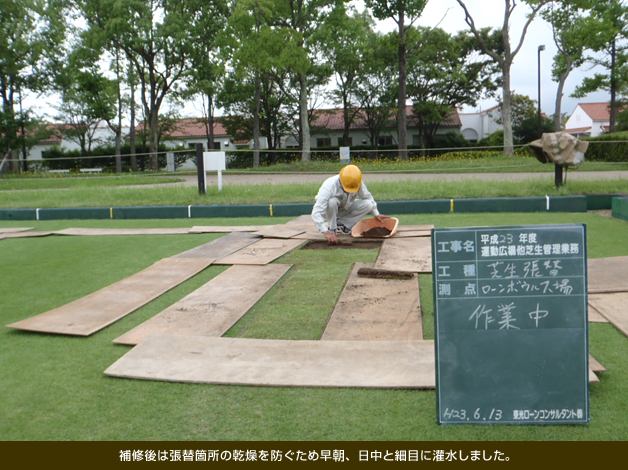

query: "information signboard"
xmin=432 ymin=224 xmax=589 ymax=425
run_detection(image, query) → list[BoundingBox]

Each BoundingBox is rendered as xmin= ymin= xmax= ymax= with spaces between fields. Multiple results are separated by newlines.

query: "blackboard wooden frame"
xmin=432 ymin=224 xmax=589 ymax=425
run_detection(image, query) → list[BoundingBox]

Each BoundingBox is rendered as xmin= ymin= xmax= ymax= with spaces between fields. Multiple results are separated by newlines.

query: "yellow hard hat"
xmin=339 ymin=165 xmax=362 ymax=193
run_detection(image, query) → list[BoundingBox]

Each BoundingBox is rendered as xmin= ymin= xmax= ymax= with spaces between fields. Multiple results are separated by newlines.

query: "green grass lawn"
xmin=1 ymin=212 xmax=627 ymax=441
xmin=1 ymin=175 xmax=627 ymax=209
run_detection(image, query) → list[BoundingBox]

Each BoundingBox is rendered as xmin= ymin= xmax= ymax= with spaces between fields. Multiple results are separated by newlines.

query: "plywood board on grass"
xmin=252 ymin=225 xmax=306 ymax=239
xmin=588 ymin=304 xmax=610 ymax=323
xmin=105 ymin=335 xmax=437 ymax=389
xmin=215 ymin=238 xmax=304 ymax=265
xmin=588 ymin=256 xmax=628 ymax=293
xmin=0 ymin=227 xmax=34 ymax=234
xmin=589 ymin=355 xmax=606 ymax=373
xmin=6 ymin=258 xmax=214 ymax=336
xmin=189 ymin=225 xmax=269 ymax=234
xmin=285 ymin=215 xmax=316 ymax=227
xmin=113 ymin=264 xmax=292 ymax=345
xmin=588 ymin=292 xmax=628 ymax=338
xmin=396 ymin=224 xmax=434 ymax=232
xmin=374 ymin=237 xmax=432 ymax=273
xmin=391 ymin=230 xmax=431 ymax=238
xmin=54 ymin=227 xmax=191 ymax=236
xmin=172 ymin=232 xmax=259 ymax=260
xmin=0 ymin=231 xmax=54 ymax=240
xmin=321 ymin=263 xmax=422 ymax=341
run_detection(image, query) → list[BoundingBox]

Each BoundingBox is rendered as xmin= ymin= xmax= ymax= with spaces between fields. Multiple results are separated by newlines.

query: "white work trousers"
xmin=326 ymin=197 xmax=376 ymax=231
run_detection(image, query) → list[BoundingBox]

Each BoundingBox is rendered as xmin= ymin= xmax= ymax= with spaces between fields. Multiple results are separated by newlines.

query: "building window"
xmin=316 ymin=137 xmax=331 ymax=147
xmin=378 ymin=135 xmax=393 ymax=146
xmin=338 ymin=137 xmax=352 ymax=146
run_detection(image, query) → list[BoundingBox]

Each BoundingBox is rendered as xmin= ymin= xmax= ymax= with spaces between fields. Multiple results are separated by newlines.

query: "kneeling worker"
xmin=311 ymin=164 xmax=388 ymax=244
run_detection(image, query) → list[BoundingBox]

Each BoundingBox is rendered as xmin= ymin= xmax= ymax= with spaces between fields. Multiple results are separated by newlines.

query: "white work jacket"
xmin=311 ymin=175 xmax=380 ymax=233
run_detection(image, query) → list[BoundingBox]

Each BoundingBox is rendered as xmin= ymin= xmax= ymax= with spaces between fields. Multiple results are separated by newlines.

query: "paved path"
xmin=174 ymin=170 xmax=628 ymax=187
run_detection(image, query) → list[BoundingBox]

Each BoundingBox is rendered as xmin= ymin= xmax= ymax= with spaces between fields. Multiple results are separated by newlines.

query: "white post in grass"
xmin=203 ymin=151 xmax=226 ymax=191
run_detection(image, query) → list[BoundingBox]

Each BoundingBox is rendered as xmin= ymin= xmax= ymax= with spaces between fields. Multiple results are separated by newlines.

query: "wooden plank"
xmin=0 ymin=231 xmax=54 ymax=240
xmin=374 ymin=237 xmax=432 ymax=273
xmin=588 ymin=256 xmax=628 ymax=293
xmin=589 ymin=370 xmax=599 ymax=383
xmin=54 ymin=227 xmax=190 ymax=236
xmin=588 ymin=304 xmax=610 ymax=323
xmin=172 ymin=232 xmax=259 ymax=260
xmin=396 ymin=224 xmax=435 ymax=232
xmin=215 ymin=238 xmax=304 ymax=265
xmin=6 ymin=258 xmax=214 ymax=336
xmin=189 ymin=225 xmax=268 ymax=233
xmin=391 ymin=230 xmax=431 ymax=238
xmin=285 ymin=215 xmax=316 ymax=226
xmin=253 ymin=225 xmax=306 ymax=239
xmin=113 ymin=264 xmax=292 ymax=346
xmin=589 ymin=355 xmax=606 ymax=373
xmin=105 ymin=335 xmax=437 ymax=389
xmin=321 ymin=263 xmax=422 ymax=341
xmin=0 ymin=227 xmax=35 ymax=234
xmin=588 ymin=292 xmax=628 ymax=338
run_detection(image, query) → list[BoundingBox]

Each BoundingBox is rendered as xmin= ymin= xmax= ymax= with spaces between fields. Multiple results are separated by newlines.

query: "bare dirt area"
xmin=302 ymin=240 xmax=383 ymax=250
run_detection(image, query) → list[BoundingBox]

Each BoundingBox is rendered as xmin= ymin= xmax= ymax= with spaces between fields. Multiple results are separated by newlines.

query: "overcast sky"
xmin=29 ymin=0 xmax=607 ymax=122
xmin=387 ymin=0 xmax=607 ymax=117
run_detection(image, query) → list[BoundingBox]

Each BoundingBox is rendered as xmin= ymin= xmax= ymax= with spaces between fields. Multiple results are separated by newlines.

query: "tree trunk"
xmin=130 ymin=84 xmax=137 ymax=172
xmin=149 ymin=106 xmax=159 ymax=171
xmin=555 ymin=71 xmax=568 ymax=132
xmin=299 ymin=73 xmax=310 ymax=162
xmin=207 ymin=93 xmax=215 ymax=150
xmin=397 ymin=12 xmax=408 ymax=160
xmin=253 ymin=72 xmax=261 ymax=167
xmin=502 ymin=65 xmax=514 ymax=156
xmin=609 ymin=39 xmax=617 ymax=133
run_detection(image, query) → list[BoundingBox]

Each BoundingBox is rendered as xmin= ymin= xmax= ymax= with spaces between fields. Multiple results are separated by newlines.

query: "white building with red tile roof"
xmin=304 ymin=106 xmax=462 ymax=148
xmin=565 ymin=102 xmax=611 ymax=137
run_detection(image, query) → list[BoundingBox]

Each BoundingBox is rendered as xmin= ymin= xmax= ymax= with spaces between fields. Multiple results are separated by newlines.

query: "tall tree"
xmin=571 ymin=0 xmax=628 ymax=133
xmin=405 ymin=27 xmax=499 ymax=148
xmin=455 ymin=0 xmax=550 ymax=155
xmin=0 ymin=0 xmax=69 ymax=169
xmin=542 ymin=1 xmax=588 ymax=132
xmin=81 ymin=0 xmax=227 ymax=170
xmin=365 ymin=0 xmax=428 ymax=160
xmin=353 ymin=31 xmax=398 ymax=149
xmin=321 ymin=7 xmax=376 ymax=146
xmin=259 ymin=0 xmax=344 ymax=162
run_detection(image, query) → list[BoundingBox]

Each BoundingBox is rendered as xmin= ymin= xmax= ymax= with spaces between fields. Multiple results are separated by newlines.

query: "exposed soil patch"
xmin=357 ymin=267 xmax=415 ymax=280
xmin=302 ymin=240 xmax=383 ymax=250
xmin=360 ymin=227 xmax=392 ymax=237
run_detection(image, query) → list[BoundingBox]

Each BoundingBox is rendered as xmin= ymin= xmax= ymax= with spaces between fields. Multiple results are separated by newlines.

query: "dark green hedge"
xmin=41 ymin=144 xmax=194 ymax=171
xmin=583 ymin=132 xmax=628 ymax=162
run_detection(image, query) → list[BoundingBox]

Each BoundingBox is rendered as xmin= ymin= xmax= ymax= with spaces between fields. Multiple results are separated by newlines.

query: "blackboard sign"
xmin=432 ymin=224 xmax=589 ymax=425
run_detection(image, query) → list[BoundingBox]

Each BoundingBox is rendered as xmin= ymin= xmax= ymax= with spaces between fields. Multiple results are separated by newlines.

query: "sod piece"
xmin=105 ymin=335 xmax=437 ymax=389
xmin=6 ymin=257 xmax=214 ymax=336
xmin=321 ymin=263 xmax=422 ymax=341
xmin=113 ymin=264 xmax=293 ymax=346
